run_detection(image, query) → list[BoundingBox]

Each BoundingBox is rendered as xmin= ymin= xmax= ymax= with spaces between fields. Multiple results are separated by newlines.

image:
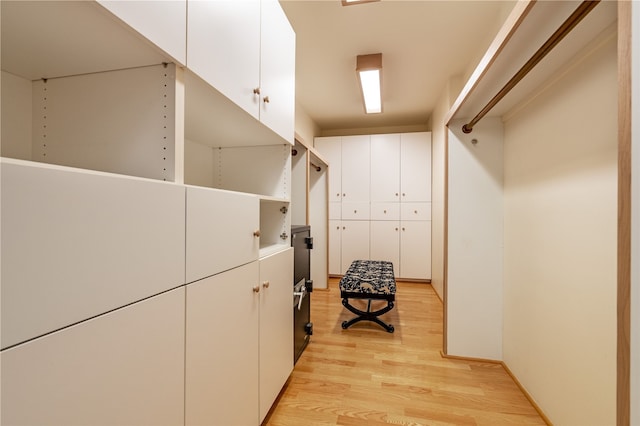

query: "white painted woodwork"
xmin=212 ymin=144 xmax=291 ymax=198
xmin=259 ymin=0 xmax=296 ymax=143
xmin=314 ymin=137 xmax=342 ymax=202
xmin=309 ymin=150 xmax=329 ymax=289
xmin=447 ymin=117 xmax=504 ymax=361
xmin=341 ymin=202 xmax=370 ymax=220
xmin=187 ymin=0 xmax=261 ymax=121
xmin=400 ymin=132 xmax=431 ymax=202
xmin=1 ymin=159 xmax=185 ymax=349
xmin=371 ymin=133 xmax=401 ymax=202
xmin=400 ymin=221 xmax=432 ymax=280
xmin=259 ymin=199 xmax=291 ymax=256
xmin=340 ymin=135 xmax=370 ymax=202
xmin=340 ymin=220 xmax=370 ymax=275
xmin=316 ymin=132 xmax=432 ymax=279
xmin=259 ymin=248 xmax=294 ymax=422
xmin=185 ymin=186 xmax=259 ymax=284
xmin=370 ymin=221 xmax=400 ymax=269
xmin=30 ymin=64 xmax=176 ymax=181
xmin=401 ymin=202 xmax=432 ymax=221
xmin=0 ymin=1 xmax=170 ymax=81
xmin=1 ymin=288 xmax=185 ymax=426
xmin=371 ymin=202 xmax=401 ymax=221
xmin=1 ymin=71 xmax=32 ymax=160
xmin=97 ymin=0 xmax=187 ymax=65
xmin=291 ymin=142 xmax=308 ymax=226
xmin=184 ymin=139 xmax=215 ymax=187
xmin=185 ymin=262 xmax=260 ymax=426
xmin=329 ymin=201 xmax=342 ymax=220
xmin=329 ymin=220 xmax=343 ymax=276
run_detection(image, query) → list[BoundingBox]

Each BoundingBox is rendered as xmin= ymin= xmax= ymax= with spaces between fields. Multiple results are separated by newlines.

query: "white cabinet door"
xmin=341 ymin=135 xmax=370 ymax=202
xmin=400 ymin=132 xmax=431 ymax=202
xmin=370 ymin=221 xmax=400 ymax=271
xmin=1 ymin=288 xmax=185 ymax=426
xmin=370 ymin=133 xmax=400 ymax=202
xmin=259 ymin=248 xmax=294 ymax=423
xmin=185 ymin=262 xmax=260 ymax=426
xmin=400 ymin=221 xmax=432 ymax=280
xmin=340 ymin=220 xmax=370 ymax=275
xmin=98 ymin=0 xmax=187 ymax=64
xmin=1 ymin=159 xmax=185 ymax=350
xmin=329 ymin=220 xmax=342 ymax=275
xmin=315 ymin=137 xmax=342 ymax=202
xmin=186 ymin=186 xmax=259 ymax=283
xmin=259 ymin=0 xmax=296 ymax=144
xmin=187 ymin=0 xmax=261 ymax=120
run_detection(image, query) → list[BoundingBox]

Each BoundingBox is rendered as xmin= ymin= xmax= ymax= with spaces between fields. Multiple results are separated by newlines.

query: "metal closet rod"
xmin=462 ymin=0 xmax=600 ymax=134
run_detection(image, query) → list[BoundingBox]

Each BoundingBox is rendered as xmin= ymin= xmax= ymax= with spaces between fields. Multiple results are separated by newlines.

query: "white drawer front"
xmin=370 ymin=203 xmax=400 ymax=221
xmin=341 ymin=202 xmax=370 ymax=220
xmin=401 ymin=202 xmax=431 ymax=221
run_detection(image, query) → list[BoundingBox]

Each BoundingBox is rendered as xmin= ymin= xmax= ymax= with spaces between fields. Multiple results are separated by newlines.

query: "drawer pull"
xmin=253 ymin=285 xmax=260 ymax=293
xmin=263 ymin=281 xmax=270 ymax=289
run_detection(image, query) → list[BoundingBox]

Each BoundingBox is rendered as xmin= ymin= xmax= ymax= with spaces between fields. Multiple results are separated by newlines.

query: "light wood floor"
xmin=264 ymin=278 xmax=547 ymax=426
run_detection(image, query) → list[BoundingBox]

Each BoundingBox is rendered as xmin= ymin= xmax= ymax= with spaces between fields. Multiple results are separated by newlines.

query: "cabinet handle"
xmin=263 ymin=281 xmax=270 ymax=289
xmin=395 ymin=227 xmax=399 ymax=231
xmin=402 ymin=227 xmax=406 ymax=231
xmin=253 ymin=87 xmax=261 ymax=95
xmin=342 ymin=226 xmax=346 ymax=230
xmin=263 ymin=96 xmax=270 ymax=103
xmin=337 ymin=193 xmax=340 ymax=197
xmin=253 ymin=285 xmax=260 ymax=293
xmin=253 ymin=230 xmax=261 ymax=237
xmin=336 ymin=226 xmax=340 ymax=230
xmin=395 ymin=193 xmax=399 ymax=197
xmin=402 ymin=193 xmax=406 ymax=197
xmin=384 ymin=210 xmax=387 ymax=214
xmin=354 ymin=210 xmax=357 ymax=213
xmin=414 ymin=210 xmax=418 ymax=214
xmin=343 ymin=193 xmax=346 ymax=197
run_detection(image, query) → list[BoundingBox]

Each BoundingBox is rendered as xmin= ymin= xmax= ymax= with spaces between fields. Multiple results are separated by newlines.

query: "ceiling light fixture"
xmin=341 ymin=0 xmax=380 ymax=6
xmin=356 ymin=53 xmax=382 ymax=114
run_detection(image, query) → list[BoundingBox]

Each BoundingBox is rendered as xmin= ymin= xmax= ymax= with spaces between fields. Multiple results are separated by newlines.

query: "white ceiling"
xmin=280 ymin=0 xmax=516 ymax=132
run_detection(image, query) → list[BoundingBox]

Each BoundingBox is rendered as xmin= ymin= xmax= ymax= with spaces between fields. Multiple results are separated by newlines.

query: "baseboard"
xmin=439 ymin=351 xmax=553 ymax=425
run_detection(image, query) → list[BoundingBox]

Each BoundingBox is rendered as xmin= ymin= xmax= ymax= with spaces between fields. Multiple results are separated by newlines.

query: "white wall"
xmin=447 ymin=116 xmax=504 ymax=361
xmin=294 ymin=102 xmax=320 ymax=147
xmin=502 ymin=32 xmax=617 ymax=426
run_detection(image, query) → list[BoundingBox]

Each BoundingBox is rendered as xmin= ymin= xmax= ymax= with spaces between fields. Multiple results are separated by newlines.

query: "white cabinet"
xmin=97 ymin=0 xmax=187 ymax=65
xmin=341 ymin=135 xmax=370 ymax=202
xmin=186 ymin=0 xmax=295 ymax=143
xmin=400 ymin=132 xmax=432 ymax=202
xmin=315 ymin=132 xmax=432 ymax=280
xmin=185 ymin=249 xmax=293 ymax=426
xmin=314 ymin=137 xmax=342 ymax=202
xmin=400 ymin=220 xmax=432 ymax=280
xmin=371 ymin=134 xmax=401 ymax=202
xmin=1 ymin=159 xmax=186 ymax=350
xmin=186 ymin=262 xmax=260 ymax=426
xmin=370 ymin=221 xmax=400 ymax=271
xmin=185 ymin=186 xmax=259 ymax=283
xmin=1 ymin=288 xmax=185 ymax=426
xmin=340 ymin=220 xmax=370 ymax=275
xmin=259 ymin=248 xmax=294 ymax=423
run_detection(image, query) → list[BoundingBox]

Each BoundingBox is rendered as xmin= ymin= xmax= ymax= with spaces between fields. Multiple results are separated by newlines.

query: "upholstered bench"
xmin=339 ymin=260 xmax=396 ymax=333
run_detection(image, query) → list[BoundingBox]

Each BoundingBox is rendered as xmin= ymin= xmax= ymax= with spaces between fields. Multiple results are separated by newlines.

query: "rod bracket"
xmin=462 ymin=124 xmax=473 ymax=134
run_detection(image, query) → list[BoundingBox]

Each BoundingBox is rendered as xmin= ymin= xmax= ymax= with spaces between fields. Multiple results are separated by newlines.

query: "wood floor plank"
xmin=263 ymin=279 xmax=546 ymax=425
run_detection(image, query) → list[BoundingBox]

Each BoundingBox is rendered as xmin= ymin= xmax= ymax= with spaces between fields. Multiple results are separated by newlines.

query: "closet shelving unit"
xmin=1 ymin=1 xmax=296 ymax=425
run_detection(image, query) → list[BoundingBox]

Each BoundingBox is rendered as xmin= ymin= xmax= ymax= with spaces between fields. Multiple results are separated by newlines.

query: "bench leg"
xmin=341 ymin=298 xmax=395 ymax=333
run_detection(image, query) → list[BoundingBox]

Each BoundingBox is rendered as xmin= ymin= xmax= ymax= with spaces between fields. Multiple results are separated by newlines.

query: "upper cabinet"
xmin=186 ymin=0 xmax=295 ymax=144
xmin=97 ymin=0 xmax=187 ymax=65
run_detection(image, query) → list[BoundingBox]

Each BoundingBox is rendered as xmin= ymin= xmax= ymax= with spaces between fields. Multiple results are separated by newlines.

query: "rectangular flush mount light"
xmin=356 ymin=53 xmax=382 ymax=114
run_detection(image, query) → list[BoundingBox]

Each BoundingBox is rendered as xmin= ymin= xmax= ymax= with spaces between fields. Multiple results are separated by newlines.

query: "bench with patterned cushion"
xmin=339 ymin=260 xmax=396 ymax=333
